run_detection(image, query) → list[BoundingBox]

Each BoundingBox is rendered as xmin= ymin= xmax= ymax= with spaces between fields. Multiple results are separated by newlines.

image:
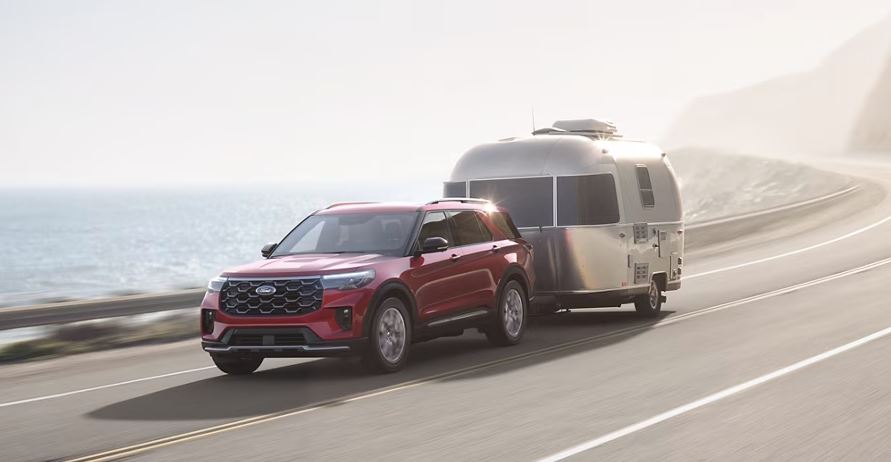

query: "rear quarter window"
xmin=490 ymin=211 xmax=522 ymax=239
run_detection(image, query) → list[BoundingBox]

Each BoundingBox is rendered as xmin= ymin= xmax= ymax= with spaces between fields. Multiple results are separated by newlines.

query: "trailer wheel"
xmin=634 ymin=278 xmax=662 ymax=317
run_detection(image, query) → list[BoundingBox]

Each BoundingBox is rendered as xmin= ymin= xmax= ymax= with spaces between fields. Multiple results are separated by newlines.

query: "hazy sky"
xmin=1 ymin=0 xmax=889 ymax=186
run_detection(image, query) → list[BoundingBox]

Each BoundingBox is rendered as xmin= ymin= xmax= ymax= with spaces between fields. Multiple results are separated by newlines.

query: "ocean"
xmin=0 ymin=180 xmax=438 ymax=307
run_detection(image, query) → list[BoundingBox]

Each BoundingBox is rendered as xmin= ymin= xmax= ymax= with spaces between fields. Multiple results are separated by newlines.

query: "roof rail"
xmin=426 ymin=198 xmax=491 ymax=205
xmin=325 ymin=201 xmax=377 ymax=209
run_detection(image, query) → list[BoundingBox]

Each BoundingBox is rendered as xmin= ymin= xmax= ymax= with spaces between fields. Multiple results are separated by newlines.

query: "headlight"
xmin=321 ymin=269 xmax=375 ymax=290
xmin=207 ymin=276 xmax=227 ymax=293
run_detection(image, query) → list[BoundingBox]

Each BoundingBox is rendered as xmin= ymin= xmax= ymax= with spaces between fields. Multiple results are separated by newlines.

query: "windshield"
xmin=272 ymin=212 xmax=419 ymax=257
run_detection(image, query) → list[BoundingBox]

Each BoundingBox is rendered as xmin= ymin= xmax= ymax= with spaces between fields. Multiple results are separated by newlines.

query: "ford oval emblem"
xmin=256 ymin=285 xmax=276 ymax=296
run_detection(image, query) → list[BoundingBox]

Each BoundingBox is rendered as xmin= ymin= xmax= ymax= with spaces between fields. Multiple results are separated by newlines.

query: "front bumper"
xmin=202 ymin=327 xmax=366 ymax=357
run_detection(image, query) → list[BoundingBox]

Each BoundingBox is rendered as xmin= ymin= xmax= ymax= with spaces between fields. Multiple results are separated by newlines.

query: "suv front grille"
xmin=220 ymin=278 xmax=323 ymax=316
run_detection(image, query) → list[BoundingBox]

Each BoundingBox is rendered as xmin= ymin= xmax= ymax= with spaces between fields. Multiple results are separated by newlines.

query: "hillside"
xmin=670 ymin=149 xmax=851 ymax=223
xmin=664 ymin=15 xmax=891 ymax=156
xmin=849 ymin=52 xmax=891 ymax=152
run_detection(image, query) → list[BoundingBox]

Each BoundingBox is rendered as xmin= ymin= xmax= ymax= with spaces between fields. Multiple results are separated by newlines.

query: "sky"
xmin=1 ymin=0 xmax=890 ymax=187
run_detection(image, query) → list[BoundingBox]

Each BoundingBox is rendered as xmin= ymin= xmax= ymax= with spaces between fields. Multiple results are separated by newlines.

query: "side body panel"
xmin=405 ymin=250 xmax=477 ymax=321
xmin=521 ymin=226 xmax=629 ymax=296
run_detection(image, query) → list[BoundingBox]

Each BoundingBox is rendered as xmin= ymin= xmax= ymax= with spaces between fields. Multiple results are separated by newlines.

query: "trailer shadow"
xmin=89 ymin=309 xmax=672 ymax=422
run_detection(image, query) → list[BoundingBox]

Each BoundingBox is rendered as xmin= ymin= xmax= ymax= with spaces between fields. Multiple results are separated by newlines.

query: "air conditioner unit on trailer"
xmin=552 ymin=118 xmax=618 ymax=135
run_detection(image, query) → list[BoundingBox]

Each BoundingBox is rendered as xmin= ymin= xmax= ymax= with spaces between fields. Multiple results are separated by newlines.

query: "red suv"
xmin=200 ymin=199 xmax=534 ymax=374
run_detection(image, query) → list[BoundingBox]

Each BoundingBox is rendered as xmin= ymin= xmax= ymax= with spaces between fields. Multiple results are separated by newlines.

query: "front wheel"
xmin=634 ymin=278 xmax=663 ymax=317
xmin=363 ymin=297 xmax=411 ymax=373
xmin=211 ymin=354 xmax=263 ymax=375
xmin=486 ymin=280 xmax=527 ymax=346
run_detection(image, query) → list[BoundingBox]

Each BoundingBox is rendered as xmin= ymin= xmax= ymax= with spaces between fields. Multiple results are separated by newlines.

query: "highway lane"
xmin=1 ymin=156 xmax=890 ymax=461
xmin=122 ymin=256 xmax=891 ymax=461
xmin=575 ymin=325 xmax=891 ymax=462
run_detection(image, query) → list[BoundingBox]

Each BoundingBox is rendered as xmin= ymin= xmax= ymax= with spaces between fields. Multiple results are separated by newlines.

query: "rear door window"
xmin=557 ymin=174 xmax=621 ymax=225
xmin=448 ymin=210 xmax=492 ymax=246
xmin=635 ymin=165 xmax=655 ymax=208
xmin=468 ymin=177 xmax=553 ymax=228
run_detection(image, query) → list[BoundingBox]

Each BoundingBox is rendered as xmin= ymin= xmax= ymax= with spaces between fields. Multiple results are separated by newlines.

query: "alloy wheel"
xmin=503 ymin=287 xmax=524 ymax=338
xmin=377 ymin=306 xmax=407 ymax=363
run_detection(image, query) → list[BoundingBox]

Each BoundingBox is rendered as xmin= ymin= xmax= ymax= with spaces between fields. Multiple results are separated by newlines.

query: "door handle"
xmin=450 ymin=254 xmax=461 ymax=262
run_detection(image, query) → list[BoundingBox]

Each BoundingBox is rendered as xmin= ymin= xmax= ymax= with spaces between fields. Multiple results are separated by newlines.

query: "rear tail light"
xmin=201 ymin=309 xmax=215 ymax=334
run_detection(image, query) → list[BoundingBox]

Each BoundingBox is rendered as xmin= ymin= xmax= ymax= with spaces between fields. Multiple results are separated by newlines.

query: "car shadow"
xmin=89 ymin=309 xmax=672 ymax=421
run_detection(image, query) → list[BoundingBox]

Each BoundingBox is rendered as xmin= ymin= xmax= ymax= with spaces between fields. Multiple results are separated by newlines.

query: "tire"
xmin=486 ymin=280 xmax=527 ymax=346
xmin=634 ymin=278 xmax=663 ymax=317
xmin=211 ymin=354 xmax=263 ymax=375
xmin=363 ymin=297 xmax=411 ymax=373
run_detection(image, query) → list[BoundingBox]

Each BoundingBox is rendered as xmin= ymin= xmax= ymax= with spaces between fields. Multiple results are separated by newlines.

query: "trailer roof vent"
xmin=552 ymin=118 xmax=618 ymax=135
xmin=531 ymin=127 xmax=567 ymax=136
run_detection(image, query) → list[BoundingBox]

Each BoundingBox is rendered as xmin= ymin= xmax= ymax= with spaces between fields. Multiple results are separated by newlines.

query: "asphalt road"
xmin=2 ymin=155 xmax=891 ymax=462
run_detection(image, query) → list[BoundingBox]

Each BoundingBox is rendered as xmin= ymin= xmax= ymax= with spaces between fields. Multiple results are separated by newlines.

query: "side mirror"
xmin=261 ymin=242 xmax=278 ymax=258
xmin=421 ymin=237 xmax=449 ymax=254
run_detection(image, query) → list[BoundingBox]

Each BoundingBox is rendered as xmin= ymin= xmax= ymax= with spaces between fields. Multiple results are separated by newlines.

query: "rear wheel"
xmin=211 ymin=354 xmax=263 ymax=375
xmin=634 ymin=278 xmax=663 ymax=317
xmin=363 ymin=297 xmax=411 ymax=373
xmin=486 ymin=280 xmax=527 ymax=346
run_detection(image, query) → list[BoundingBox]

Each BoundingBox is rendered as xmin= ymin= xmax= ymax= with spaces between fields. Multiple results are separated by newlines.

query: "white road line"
xmin=685 ymin=214 xmax=891 ymax=279
xmin=654 ymin=257 xmax=891 ymax=328
xmin=0 ymin=366 xmax=216 ymax=408
xmin=536 ymin=324 xmax=891 ymax=462
xmin=4 ymin=215 xmax=890 ymax=410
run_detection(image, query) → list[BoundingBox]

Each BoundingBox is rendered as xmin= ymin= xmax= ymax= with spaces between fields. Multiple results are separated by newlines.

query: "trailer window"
xmin=635 ymin=165 xmax=655 ymax=208
xmin=557 ymin=174 xmax=620 ymax=226
xmin=443 ymin=181 xmax=467 ymax=198
xmin=469 ymin=177 xmax=553 ymax=228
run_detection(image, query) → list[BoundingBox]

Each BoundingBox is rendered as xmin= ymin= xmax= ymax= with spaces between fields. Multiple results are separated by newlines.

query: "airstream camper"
xmin=444 ymin=118 xmax=683 ymax=316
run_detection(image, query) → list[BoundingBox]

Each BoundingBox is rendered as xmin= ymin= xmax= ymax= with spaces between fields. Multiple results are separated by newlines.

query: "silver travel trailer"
xmin=444 ymin=119 xmax=683 ymax=316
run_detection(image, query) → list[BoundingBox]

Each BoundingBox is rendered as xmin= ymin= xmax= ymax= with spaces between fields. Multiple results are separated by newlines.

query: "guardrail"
xmin=0 ymin=184 xmax=864 ymax=330
xmin=0 ymin=289 xmax=206 ymax=330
